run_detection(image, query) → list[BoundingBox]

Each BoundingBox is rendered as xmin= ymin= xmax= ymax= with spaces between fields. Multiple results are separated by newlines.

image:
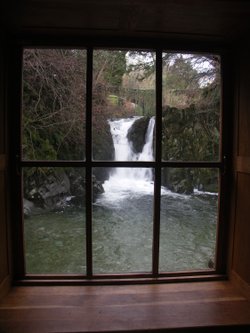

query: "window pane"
xmin=23 ymin=167 xmax=86 ymax=274
xmin=92 ymin=50 xmax=156 ymax=162
xmin=159 ymin=168 xmax=219 ymax=272
xmin=93 ymin=167 xmax=154 ymax=273
xmin=22 ymin=49 xmax=86 ymax=160
xmin=162 ymin=53 xmax=221 ymax=161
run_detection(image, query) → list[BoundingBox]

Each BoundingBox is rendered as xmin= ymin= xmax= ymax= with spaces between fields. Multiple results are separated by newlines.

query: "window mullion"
xmin=152 ymin=49 xmax=163 ymax=276
xmin=85 ymin=47 xmax=93 ymax=277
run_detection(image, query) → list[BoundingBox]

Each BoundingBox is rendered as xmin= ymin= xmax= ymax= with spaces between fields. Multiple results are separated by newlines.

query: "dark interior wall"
xmin=231 ymin=44 xmax=250 ymax=287
xmin=0 ymin=33 xmax=10 ymax=298
xmin=0 ymin=1 xmax=250 ymax=298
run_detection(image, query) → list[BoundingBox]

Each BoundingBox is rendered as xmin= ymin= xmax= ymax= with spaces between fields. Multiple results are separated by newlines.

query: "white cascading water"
xmin=136 ymin=116 xmax=155 ymax=180
xmin=97 ymin=117 xmax=155 ymax=205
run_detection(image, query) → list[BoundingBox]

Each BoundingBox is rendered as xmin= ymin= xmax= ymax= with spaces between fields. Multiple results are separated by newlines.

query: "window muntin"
xmin=20 ymin=47 xmax=222 ymax=279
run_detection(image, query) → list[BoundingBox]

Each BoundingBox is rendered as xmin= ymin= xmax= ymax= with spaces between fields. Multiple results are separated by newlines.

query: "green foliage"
xmin=126 ymin=51 xmax=156 ymax=80
xmin=93 ymin=50 xmax=126 ymax=89
xmin=163 ymin=55 xmax=199 ymax=91
xmin=107 ymin=95 xmax=119 ymax=106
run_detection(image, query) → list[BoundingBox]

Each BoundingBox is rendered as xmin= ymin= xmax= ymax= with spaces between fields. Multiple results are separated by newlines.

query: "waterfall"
xmin=109 ymin=116 xmax=155 ymax=180
xmin=136 ymin=117 xmax=155 ymax=180
xmin=98 ymin=117 xmax=155 ymax=205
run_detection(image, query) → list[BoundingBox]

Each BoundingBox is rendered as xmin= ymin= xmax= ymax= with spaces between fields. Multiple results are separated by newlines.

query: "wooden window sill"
xmin=0 ymin=281 xmax=250 ymax=332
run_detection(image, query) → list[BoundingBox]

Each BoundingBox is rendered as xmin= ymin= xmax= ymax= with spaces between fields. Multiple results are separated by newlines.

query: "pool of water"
xmin=24 ymin=188 xmax=218 ymax=275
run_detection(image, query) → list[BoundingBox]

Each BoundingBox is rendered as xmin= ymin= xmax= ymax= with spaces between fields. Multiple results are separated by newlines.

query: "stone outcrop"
xmin=24 ymin=169 xmax=104 ymax=216
xmin=24 ymin=171 xmax=71 ymax=211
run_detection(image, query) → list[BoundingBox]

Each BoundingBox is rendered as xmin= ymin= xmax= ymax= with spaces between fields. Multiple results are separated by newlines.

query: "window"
xmin=17 ymin=46 xmax=224 ymax=281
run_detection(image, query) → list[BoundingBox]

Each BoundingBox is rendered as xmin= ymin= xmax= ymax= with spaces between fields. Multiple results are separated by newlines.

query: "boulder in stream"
xmin=127 ymin=117 xmax=150 ymax=153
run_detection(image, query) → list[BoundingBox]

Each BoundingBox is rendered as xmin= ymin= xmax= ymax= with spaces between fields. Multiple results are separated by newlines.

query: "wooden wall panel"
xmin=232 ymin=46 xmax=250 ymax=291
xmin=238 ymin=51 xmax=250 ymax=157
xmin=0 ymin=34 xmax=4 ymax=154
xmin=232 ymin=173 xmax=250 ymax=284
xmin=0 ymin=172 xmax=8 ymax=283
xmin=0 ymin=34 xmax=10 ymax=298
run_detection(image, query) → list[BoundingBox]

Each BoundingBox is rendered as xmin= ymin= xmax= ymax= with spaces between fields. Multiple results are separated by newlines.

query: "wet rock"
xmin=208 ymin=258 xmax=215 ymax=269
xmin=92 ymin=175 xmax=105 ymax=201
xmin=127 ymin=117 xmax=150 ymax=153
xmin=162 ymin=168 xmax=194 ymax=195
xmin=24 ymin=168 xmax=105 ymax=214
xmin=23 ymin=198 xmax=43 ymax=217
xmin=23 ymin=198 xmax=34 ymax=217
xmin=92 ymin=120 xmax=115 ymax=182
xmin=26 ymin=171 xmax=71 ymax=210
xmin=68 ymin=169 xmax=85 ymax=200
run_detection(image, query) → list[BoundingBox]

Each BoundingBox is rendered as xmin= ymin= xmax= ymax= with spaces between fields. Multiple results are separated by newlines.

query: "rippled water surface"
xmin=24 ymin=188 xmax=217 ymax=274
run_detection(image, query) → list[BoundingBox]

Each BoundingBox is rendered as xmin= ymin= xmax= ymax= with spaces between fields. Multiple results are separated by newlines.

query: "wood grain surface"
xmin=0 ymin=281 xmax=249 ymax=332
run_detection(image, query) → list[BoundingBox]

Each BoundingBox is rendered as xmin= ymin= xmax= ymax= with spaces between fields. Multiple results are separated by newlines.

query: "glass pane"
xmin=162 ymin=53 xmax=221 ymax=161
xmin=23 ymin=167 xmax=86 ymax=274
xmin=159 ymin=168 xmax=219 ymax=272
xmin=92 ymin=49 xmax=156 ymax=163
xmin=22 ymin=49 xmax=86 ymax=160
xmin=93 ymin=167 xmax=154 ymax=274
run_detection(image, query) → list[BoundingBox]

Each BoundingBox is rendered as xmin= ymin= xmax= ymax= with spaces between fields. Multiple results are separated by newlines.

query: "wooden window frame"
xmin=8 ymin=37 xmax=231 ymax=285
